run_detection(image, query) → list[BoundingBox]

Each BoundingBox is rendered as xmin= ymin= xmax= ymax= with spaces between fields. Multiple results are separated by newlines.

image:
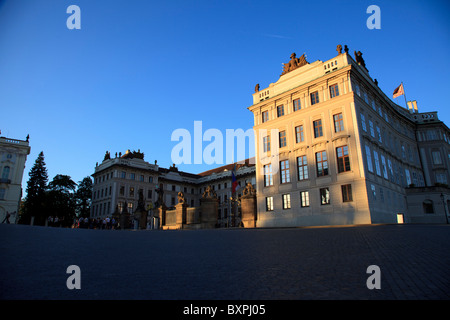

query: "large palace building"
xmin=92 ymin=46 xmax=450 ymax=228
xmin=248 ymin=46 xmax=450 ymax=227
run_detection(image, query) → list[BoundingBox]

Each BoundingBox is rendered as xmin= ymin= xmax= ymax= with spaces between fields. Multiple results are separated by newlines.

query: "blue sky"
xmin=1 ymin=0 xmax=449 ymax=192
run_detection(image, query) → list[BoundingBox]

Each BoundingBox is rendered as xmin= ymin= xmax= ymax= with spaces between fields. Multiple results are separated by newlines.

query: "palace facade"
xmin=248 ymin=46 xmax=450 ymax=227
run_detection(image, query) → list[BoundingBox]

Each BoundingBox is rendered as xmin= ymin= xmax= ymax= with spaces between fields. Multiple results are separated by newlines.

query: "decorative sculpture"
xmin=242 ymin=182 xmax=256 ymax=198
xmin=344 ymin=45 xmax=349 ymax=53
xmin=354 ymin=51 xmax=366 ymax=68
xmin=280 ymin=52 xmax=309 ymax=76
xmin=336 ymin=44 xmax=342 ymax=54
xmin=177 ymin=191 xmax=185 ymax=204
xmin=202 ymin=185 xmax=217 ymax=199
xmin=255 ymin=83 xmax=260 ymax=93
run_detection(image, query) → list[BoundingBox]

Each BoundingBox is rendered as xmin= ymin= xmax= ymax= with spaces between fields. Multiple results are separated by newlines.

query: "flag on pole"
xmin=232 ymin=164 xmax=239 ymax=193
xmin=393 ymin=83 xmax=404 ymax=99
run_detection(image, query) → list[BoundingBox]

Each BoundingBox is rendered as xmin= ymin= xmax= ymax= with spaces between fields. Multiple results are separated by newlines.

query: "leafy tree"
xmin=48 ymin=174 xmax=77 ymax=193
xmin=21 ymin=151 xmax=49 ymax=225
xmin=46 ymin=174 xmax=77 ymax=226
xmin=75 ymin=176 xmax=92 ymax=218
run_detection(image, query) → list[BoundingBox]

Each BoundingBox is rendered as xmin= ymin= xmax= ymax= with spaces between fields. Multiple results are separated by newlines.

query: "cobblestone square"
xmin=0 ymin=224 xmax=449 ymax=300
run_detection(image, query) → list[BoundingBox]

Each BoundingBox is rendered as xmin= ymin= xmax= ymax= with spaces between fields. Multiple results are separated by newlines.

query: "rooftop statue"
xmin=281 ymin=52 xmax=309 ymax=76
xmin=354 ymin=51 xmax=366 ymax=69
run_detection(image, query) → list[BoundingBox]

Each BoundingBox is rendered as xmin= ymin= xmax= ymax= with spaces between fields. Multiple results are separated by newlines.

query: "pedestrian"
xmin=1 ymin=212 xmax=11 ymax=224
xmin=48 ymin=216 xmax=53 ymax=227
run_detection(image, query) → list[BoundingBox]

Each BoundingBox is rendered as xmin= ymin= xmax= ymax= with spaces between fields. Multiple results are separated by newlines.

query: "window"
xmin=316 ymin=151 xmax=329 ymax=177
xmin=310 ymin=91 xmax=319 ymax=105
xmin=432 ymin=151 xmax=442 ymax=165
xmin=277 ymin=105 xmax=285 ymax=117
xmin=341 ymin=184 xmax=353 ymax=202
xmin=263 ymin=164 xmax=273 ymax=187
xmin=280 ymin=160 xmax=290 ymax=184
xmin=333 ymin=113 xmax=344 ymax=132
xmin=279 ymin=131 xmax=287 ymax=148
xmin=262 ymin=111 xmax=269 ymax=123
xmin=320 ymin=188 xmax=330 ymax=205
xmin=423 ymin=200 xmax=434 ymax=214
xmin=336 ymin=146 xmax=351 ymax=173
xmin=263 ymin=135 xmax=271 ymax=152
xmin=282 ymin=194 xmax=291 ymax=209
xmin=369 ymin=120 xmax=375 ymax=137
xmin=119 ymin=186 xmax=125 ymax=196
xmin=129 ymin=187 xmax=134 ymax=197
xmin=0 ymin=188 xmax=5 ymax=200
xmin=355 ymin=84 xmax=361 ymax=96
xmin=140 ymin=175 xmax=144 ymax=182
xmin=401 ymin=145 xmax=406 ymax=159
xmin=436 ymin=173 xmax=448 ymax=185
xmin=121 ymin=171 xmax=126 ymax=179
xmin=361 ymin=113 xmax=367 ymax=132
xmin=374 ymin=150 xmax=381 ymax=176
xmin=297 ymin=156 xmax=308 ymax=181
xmin=313 ymin=119 xmax=323 ymax=138
xmin=405 ymin=169 xmax=411 ymax=186
xmin=266 ymin=197 xmax=274 ymax=211
xmin=1 ymin=166 xmax=10 ymax=180
xmin=300 ymin=191 xmax=310 ymax=207
xmin=371 ymin=184 xmax=376 ymax=200
xmin=381 ymin=155 xmax=388 ymax=179
xmin=147 ymin=189 xmax=152 ymax=199
xmin=293 ymin=98 xmax=301 ymax=111
xmin=149 ymin=176 xmax=153 ymax=183
xmin=130 ymin=173 xmax=135 ymax=180
xmin=365 ymin=145 xmax=373 ymax=172
xmin=329 ymin=84 xmax=339 ymax=98
xmin=295 ymin=125 xmax=304 ymax=143
xmin=376 ymin=126 xmax=382 ymax=143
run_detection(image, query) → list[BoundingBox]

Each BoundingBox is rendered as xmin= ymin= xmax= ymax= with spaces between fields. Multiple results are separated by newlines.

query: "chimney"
xmin=412 ymin=100 xmax=418 ymax=113
xmin=407 ymin=101 xmax=414 ymax=114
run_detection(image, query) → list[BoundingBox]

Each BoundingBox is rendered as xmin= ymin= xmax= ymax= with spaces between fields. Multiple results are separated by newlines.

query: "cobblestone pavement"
xmin=0 ymin=223 xmax=449 ymax=300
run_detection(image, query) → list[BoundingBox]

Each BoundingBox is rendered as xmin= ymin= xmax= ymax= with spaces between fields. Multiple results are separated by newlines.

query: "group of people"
xmin=47 ymin=216 xmax=65 ymax=227
xmin=72 ymin=216 xmax=119 ymax=230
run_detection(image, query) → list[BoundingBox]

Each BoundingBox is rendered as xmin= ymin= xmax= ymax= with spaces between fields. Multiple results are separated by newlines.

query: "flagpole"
xmin=401 ymin=82 xmax=408 ymax=108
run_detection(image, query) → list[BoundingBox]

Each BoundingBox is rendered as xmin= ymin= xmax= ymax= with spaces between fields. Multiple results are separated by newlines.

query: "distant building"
xmin=91 ymin=149 xmax=255 ymax=228
xmin=0 ymin=135 xmax=31 ymax=224
xmin=248 ymin=47 xmax=450 ymax=227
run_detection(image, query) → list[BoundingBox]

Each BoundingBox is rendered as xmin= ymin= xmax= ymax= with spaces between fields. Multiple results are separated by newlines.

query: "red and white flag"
xmin=393 ymin=83 xmax=404 ymax=99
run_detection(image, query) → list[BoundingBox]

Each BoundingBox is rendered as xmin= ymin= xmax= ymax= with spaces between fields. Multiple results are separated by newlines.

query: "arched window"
xmin=423 ymin=200 xmax=434 ymax=214
xmin=2 ymin=166 xmax=10 ymax=180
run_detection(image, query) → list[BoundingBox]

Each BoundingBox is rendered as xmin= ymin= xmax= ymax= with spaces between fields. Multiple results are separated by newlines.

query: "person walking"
xmin=1 ymin=211 xmax=11 ymax=224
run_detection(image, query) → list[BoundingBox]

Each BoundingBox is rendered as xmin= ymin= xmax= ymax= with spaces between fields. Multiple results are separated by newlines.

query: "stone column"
xmin=241 ymin=196 xmax=257 ymax=228
xmin=175 ymin=203 xmax=187 ymax=228
xmin=200 ymin=198 xmax=218 ymax=229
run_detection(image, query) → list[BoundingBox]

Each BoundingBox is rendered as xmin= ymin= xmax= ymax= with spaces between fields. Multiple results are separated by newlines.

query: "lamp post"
xmin=440 ymin=193 xmax=449 ymax=224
